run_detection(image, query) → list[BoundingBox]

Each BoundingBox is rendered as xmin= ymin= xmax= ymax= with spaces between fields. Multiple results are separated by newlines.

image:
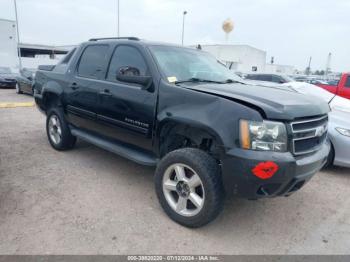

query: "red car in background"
xmin=317 ymin=73 xmax=350 ymax=100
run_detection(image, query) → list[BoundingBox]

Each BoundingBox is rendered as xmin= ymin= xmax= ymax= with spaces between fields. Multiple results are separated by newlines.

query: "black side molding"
xmin=70 ymin=127 xmax=157 ymax=166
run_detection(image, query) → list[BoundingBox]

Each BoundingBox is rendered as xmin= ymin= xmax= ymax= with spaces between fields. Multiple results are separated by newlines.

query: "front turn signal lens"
xmin=240 ymin=120 xmax=250 ymax=149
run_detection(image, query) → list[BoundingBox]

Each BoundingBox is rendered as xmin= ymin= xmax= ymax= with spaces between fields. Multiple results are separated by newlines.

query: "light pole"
xmin=306 ymin=56 xmax=312 ymax=75
xmin=181 ymin=11 xmax=187 ymax=46
xmin=117 ymin=0 xmax=120 ymax=37
xmin=13 ymin=0 xmax=22 ymax=71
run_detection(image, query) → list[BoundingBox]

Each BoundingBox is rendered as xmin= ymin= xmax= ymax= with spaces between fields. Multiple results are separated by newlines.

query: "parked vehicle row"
xmin=0 ymin=66 xmax=36 ymax=95
xmin=33 ymin=37 xmax=330 ymax=228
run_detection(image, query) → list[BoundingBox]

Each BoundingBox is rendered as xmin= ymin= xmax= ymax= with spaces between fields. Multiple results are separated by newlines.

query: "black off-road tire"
xmin=155 ymin=148 xmax=225 ymax=228
xmin=46 ymin=107 xmax=76 ymax=151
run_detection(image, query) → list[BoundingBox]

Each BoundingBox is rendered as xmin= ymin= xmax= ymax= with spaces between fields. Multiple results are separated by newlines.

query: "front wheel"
xmin=155 ymin=148 xmax=224 ymax=228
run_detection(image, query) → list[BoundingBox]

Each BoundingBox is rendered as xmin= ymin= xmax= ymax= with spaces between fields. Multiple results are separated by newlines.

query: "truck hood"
xmin=186 ymin=82 xmax=330 ymax=120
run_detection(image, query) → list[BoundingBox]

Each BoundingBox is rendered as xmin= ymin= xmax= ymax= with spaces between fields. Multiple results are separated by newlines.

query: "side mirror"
xmin=116 ymin=66 xmax=152 ymax=90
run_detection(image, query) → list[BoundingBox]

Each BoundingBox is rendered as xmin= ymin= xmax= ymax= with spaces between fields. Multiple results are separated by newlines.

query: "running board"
xmin=70 ymin=127 xmax=158 ymax=166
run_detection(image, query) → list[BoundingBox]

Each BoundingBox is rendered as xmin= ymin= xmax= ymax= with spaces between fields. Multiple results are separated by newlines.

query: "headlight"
xmin=335 ymin=127 xmax=350 ymax=137
xmin=240 ymin=120 xmax=287 ymax=152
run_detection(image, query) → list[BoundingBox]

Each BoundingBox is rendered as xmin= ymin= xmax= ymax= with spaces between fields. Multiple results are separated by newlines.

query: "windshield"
xmin=0 ymin=67 xmax=12 ymax=74
xmin=149 ymin=46 xmax=243 ymax=83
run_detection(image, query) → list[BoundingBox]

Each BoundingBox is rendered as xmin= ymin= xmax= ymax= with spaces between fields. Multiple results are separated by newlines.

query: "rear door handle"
xmin=99 ymin=89 xmax=112 ymax=96
xmin=70 ymin=82 xmax=79 ymax=90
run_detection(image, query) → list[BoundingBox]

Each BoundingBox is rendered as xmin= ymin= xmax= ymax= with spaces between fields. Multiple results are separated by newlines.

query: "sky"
xmin=0 ymin=0 xmax=349 ymax=72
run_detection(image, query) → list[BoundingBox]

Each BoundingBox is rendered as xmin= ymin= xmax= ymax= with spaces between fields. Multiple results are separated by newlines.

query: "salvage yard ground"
xmin=0 ymin=88 xmax=350 ymax=254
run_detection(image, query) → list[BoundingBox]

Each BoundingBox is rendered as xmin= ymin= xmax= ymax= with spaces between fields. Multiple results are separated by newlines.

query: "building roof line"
xmin=18 ymin=43 xmax=71 ymax=52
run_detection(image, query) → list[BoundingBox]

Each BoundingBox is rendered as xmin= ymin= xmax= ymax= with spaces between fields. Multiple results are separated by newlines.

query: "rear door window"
xmin=77 ymin=45 xmax=109 ymax=79
xmin=59 ymin=48 xmax=76 ymax=65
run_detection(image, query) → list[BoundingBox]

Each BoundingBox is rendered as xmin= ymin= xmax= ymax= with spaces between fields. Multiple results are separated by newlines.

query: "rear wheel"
xmin=155 ymin=148 xmax=224 ymax=228
xmin=46 ymin=107 xmax=76 ymax=150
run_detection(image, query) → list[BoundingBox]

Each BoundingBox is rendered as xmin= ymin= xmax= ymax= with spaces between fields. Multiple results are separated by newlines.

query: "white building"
xmin=18 ymin=43 xmax=71 ymax=69
xmin=0 ymin=18 xmax=19 ymax=71
xmin=0 ymin=18 xmax=70 ymax=72
xmin=199 ymin=44 xmax=267 ymax=73
xmin=198 ymin=44 xmax=295 ymax=75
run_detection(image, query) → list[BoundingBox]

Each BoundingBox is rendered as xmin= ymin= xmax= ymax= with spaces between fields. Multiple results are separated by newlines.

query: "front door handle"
xmin=70 ymin=82 xmax=79 ymax=90
xmin=99 ymin=89 xmax=112 ymax=96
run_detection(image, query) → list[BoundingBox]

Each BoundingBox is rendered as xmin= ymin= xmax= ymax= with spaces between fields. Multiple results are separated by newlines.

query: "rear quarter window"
xmin=59 ymin=48 xmax=76 ymax=65
xmin=77 ymin=45 xmax=109 ymax=79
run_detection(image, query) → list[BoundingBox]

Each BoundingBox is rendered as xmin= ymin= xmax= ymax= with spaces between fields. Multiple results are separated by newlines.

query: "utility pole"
xmin=117 ymin=0 xmax=120 ymax=37
xmin=14 ymin=0 xmax=22 ymax=71
xmin=181 ymin=11 xmax=187 ymax=45
xmin=325 ymin=52 xmax=332 ymax=77
xmin=306 ymin=56 xmax=312 ymax=75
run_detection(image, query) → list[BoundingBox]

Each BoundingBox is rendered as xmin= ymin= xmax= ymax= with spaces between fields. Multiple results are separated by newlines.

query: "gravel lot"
xmin=0 ymin=88 xmax=350 ymax=255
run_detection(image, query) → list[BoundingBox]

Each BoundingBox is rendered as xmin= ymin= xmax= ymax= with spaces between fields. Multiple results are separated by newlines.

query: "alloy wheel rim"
xmin=48 ymin=115 xmax=62 ymax=145
xmin=162 ymin=163 xmax=205 ymax=217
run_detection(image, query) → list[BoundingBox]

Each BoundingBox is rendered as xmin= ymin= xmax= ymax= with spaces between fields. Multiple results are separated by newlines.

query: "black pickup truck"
xmin=33 ymin=37 xmax=330 ymax=227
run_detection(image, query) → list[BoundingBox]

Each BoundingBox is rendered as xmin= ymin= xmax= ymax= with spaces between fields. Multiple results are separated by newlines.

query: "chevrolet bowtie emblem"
xmin=315 ymin=124 xmax=327 ymax=137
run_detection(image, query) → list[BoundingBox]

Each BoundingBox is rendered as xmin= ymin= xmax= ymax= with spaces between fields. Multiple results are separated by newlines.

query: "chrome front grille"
xmin=290 ymin=115 xmax=328 ymax=155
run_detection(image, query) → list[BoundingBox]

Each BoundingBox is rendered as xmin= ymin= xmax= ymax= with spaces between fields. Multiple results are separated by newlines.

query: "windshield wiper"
xmin=175 ymin=77 xmax=247 ymax=85
xmin=175 ymin=77 xmax=225 ymax=85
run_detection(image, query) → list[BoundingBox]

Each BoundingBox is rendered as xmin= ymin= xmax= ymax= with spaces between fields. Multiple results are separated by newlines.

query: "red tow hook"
xmin=252 ymin=161 xmax=279 ymax=179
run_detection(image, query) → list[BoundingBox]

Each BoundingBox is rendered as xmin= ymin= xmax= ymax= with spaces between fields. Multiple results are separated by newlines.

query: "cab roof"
xmin=84 ymin=37 xmax=192 ymax=49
